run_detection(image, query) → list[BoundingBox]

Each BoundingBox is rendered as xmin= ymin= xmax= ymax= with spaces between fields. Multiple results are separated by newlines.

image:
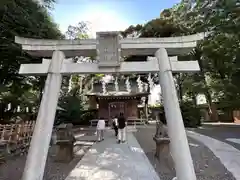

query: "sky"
xmin=51 ymin=0 xmax=180 ymax=36
xmin=51 ymin=0 xmax=180 ymax=104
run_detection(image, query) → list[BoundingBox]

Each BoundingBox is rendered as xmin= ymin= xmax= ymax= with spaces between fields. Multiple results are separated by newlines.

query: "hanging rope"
xmin=137 ymin=75 xmax=143 ymax=92
xmin=125 ymin=77 xmax=131 ymax=93
xmin=114 ymin=76 xmax=119 ymax=92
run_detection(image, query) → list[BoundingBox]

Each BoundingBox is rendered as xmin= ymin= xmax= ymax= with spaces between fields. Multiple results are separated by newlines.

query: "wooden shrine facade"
xmin=86 ymin=79 xmax=149 ymax=120
xmin=88 ymin=93 xmax=149 ymax=120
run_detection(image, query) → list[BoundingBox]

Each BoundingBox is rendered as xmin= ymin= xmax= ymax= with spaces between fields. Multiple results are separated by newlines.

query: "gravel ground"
xmin=133 ymin=126 xmax=236 ymax=180
xmin=0 ymin=129 xmax=96 ymax=180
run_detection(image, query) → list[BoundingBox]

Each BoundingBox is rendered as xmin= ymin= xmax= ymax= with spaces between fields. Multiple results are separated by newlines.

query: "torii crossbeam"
xmin=15 ymin=31 xmax=206 ymax=180
xmin=19 ymin=56 xmax=200 ymax=75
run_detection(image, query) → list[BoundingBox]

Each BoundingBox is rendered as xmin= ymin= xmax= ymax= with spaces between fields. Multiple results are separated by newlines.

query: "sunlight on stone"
xmin=102 ymin=152 xmax=121 ymax=159
xmin=198 ymin=126 xmax=210 ymax=129
xmin=99 ymin=159 xmax=111 ymax=166
xmin=99 ymin=159 xmax=122 ymax=166
xmin=91 ymin=169 xmax=119 ymax=179
xmin=130 ymin=147 xmax=144 ymax=153
xmin=113 ymin=147 xmax=125 ymax=153
xmin=226 ymin=138 xmax=240 ymax=145
xmin=74 ymin=141 xmax=94 ymax=146
xmin=189 ymin=143 xmax=199 ymax=147
xmin=75 ymin=149 xmax=84 ymax=156
xmin=89 ymin=149 xmax=98 ymax=153
xmin=67 ymin=165 xmax=99 ymax=177
xmin=97 ymin=153 xmax=123 ymax=164
xmin=74 ymin=133 xmax=85 ymax=138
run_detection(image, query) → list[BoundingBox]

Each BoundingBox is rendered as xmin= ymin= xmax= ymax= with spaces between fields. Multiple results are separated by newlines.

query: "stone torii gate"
xmin=15 ymin=31 xmax=205 ymax=180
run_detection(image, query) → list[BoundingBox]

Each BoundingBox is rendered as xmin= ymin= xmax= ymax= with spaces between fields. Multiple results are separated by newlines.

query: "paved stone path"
xmin=187 ymin=130 xmax=240 ymax=180
xmin=65 ymin=129 xmax=160 ymax=180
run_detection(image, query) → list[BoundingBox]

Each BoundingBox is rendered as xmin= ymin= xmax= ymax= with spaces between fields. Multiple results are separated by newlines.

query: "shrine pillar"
xmin=155 ymin=48 xmax=196 ymax=180
xmin=22 ymin=51 xmax=64 ymax=180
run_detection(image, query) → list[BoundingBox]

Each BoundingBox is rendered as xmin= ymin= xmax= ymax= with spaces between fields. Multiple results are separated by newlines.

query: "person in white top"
xmin=96 ymin=117 xmax=105 ymax=142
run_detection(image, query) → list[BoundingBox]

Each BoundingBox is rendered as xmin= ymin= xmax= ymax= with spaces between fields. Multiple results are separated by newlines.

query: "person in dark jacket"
xmin=117 ymin=112 xmax=126 ymax=143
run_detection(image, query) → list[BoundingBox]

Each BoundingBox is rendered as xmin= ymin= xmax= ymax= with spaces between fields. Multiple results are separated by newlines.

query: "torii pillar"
xmin=156 ymin=48 xmax=196 ymax=179
xmin=21 ymin=51 xmax=65 ymax=180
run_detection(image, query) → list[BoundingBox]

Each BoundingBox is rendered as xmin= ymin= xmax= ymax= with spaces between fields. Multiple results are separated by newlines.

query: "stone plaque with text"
xmin=96 ymin=31 xmax=121 ymax=67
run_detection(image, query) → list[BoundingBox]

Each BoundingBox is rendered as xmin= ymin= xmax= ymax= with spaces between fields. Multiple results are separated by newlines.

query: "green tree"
xmin=64 ymin=21 xmax=105 ymax=109
xmin=122 ymin=0 xmax=240 ymax=122
xmin=56 ymin=91 xmax=84 ymax=124
xmin=65 ymin=21 xmax=89 ymax=40
xmin=0 ymin=0 xmax=62 ymax=120
xmin=167 ymin=0 xmax=240 ymax=120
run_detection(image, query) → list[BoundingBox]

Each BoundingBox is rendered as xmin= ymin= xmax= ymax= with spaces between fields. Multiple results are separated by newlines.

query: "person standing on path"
xmin=96 ymin=117 xmax=105 ymax=142
xmin=112 ymin=115 xmax=118 ymax=137
xmin=117 ymin=112 xmax=126 ymax=144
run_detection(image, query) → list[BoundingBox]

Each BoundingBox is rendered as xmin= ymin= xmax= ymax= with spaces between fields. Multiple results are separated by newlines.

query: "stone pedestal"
xmin=153 ymin=137 xmax=173 ymax=170
xmin=55 ymin=141 xmax=74 ymax=162
xmin=153 ymin=137 xmax=170 ymax=158
xmin=55 ymin=123 xmax=75 ymax=163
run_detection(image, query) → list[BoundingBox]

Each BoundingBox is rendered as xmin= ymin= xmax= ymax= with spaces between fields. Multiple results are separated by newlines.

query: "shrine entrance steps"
xmin=65 ymin=129 xmax=160 ymax=180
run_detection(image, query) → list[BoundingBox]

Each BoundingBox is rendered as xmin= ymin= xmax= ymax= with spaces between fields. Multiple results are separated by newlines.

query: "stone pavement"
xmin=65 ymin=129 xmax=160 ymax=180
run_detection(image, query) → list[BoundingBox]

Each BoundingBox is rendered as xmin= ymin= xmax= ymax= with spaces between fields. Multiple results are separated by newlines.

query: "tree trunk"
xmin=204 ymin=87 xmax=218 ymax=121
xmin=197 ymin=53 xmax=218 ymax=122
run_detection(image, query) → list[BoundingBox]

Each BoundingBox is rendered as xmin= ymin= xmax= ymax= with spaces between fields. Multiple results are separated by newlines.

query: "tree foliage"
xmin=65 ymin=21 xmax=89 ymax=39
xmin=0 ymin=0 xmax=62 ymax=120
xmin=1 ymin=0 xmax=240 ymax=123
xmin=56 ymin=91 xmax=84 ymax=125
xmin=122 ymin=0 xmax=240 ymax=121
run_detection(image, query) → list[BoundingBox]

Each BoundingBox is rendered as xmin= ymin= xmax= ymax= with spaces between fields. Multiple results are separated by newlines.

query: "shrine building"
xmin=86 ymin=77 xmax=150 ymax=122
